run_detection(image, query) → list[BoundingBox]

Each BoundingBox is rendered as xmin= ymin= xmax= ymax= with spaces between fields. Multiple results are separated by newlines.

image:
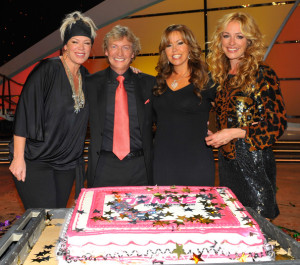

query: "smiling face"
xmin=64 ymin=36 xmax=92 ymax=66
xmin=105 ymin=37 xmax=134 ymax=75
xmin=165 ymin=31 xmax=189 ymax=68
xmin=221 ymin=20 xmax=248 ymax=69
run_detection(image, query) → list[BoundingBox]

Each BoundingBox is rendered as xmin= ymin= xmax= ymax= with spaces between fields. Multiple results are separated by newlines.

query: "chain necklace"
xmin=170 ymin=70 xmax=190 ymax=89
xmin=61 ymin=56 xmax=85 ymax=113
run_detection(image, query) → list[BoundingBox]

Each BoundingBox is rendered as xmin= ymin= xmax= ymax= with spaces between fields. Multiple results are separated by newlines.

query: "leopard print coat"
xmin=215 ymin=64 xmax=287 ymax=159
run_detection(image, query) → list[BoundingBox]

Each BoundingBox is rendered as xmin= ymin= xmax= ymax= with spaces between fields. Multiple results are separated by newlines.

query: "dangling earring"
xmin=63 ymin=46 xmax=70 ymax=59
xmin=188 ymin=54 xmax=191 ymax=60
xmin=63 ymin=51 xmax=68 ymax=62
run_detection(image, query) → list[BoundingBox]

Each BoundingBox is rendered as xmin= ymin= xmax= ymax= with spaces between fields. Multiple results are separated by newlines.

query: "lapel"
xmin=132 ymin=72 xmax=146 ymax=134
xmin=96 ymin=68 xmax=110 ymax=137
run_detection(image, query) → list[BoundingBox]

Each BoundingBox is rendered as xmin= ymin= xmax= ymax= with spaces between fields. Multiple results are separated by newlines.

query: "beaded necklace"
xmin=61 ymin=56 xmax=85 ymax=113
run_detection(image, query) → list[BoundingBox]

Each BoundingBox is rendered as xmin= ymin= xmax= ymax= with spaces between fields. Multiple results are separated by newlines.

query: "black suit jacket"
xmin=86 ymin=67 xmax=156 ymax=187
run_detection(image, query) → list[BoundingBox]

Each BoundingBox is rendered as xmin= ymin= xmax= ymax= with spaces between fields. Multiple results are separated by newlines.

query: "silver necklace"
xmin=61 ymin=56 xmax=85 ymax=113
xmin=170 ymin=70 xmax=189 ymax=89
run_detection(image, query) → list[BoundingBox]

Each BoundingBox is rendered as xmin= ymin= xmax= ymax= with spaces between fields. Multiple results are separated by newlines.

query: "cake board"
xmin=0 ymin=208 xmax=299 ymax=265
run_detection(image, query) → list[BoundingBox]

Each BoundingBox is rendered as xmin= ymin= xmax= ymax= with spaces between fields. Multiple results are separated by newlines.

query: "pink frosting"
xmin=67 ymin=186 xmax=263 ymax=239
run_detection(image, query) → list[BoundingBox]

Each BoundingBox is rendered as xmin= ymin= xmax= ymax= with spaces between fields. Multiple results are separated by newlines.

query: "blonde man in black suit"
xmin=86 ymin=25 xmax=156 ymax=187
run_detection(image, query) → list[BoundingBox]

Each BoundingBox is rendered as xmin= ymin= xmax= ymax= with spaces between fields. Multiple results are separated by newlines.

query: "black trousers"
xmin=92 ymin=152 xmax=148 ymax=187
xmin=13 ymin=160 xmax=75 ymax=209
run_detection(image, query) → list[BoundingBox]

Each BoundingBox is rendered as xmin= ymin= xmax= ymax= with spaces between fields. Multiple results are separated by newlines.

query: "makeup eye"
xmin=237 ymin=35 xmax=244 ymax=39
xmin=166 ymin=44 xmax=172 ymax=48
xmin=222 ymin=34 xmax=229 ymax=39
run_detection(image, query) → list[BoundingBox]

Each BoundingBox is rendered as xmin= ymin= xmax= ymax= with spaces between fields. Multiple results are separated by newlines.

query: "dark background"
xmin=1 ymin=0 xmax=104 ymax=67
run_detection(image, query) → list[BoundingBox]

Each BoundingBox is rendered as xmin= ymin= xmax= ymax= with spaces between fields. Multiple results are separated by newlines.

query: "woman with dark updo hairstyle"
xmin=9 ymin=11 xmax=97 ymax=209
xmin=153 ymin=24 xmax=216 ymax=186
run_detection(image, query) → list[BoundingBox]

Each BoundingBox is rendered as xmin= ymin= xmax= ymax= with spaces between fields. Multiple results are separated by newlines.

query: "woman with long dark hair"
xmin=153 ymin=24 xmax=216 ymax=186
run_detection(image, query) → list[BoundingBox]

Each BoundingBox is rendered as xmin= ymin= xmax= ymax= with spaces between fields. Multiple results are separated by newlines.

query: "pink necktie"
xmin=113 ymin=75 xmax=130 ymax=160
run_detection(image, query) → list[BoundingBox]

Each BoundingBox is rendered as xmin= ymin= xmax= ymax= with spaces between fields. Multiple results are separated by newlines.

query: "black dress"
xmin=153 ymin=83 xmax=215 ymax=186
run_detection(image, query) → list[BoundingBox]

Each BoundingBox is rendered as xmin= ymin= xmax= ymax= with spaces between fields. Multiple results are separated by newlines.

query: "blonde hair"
xmin=154 ymin=24 xmax=208 ymax=98
xmin=103 ymin=25 xmax=141 ymax=61
xmin=60 ymin=11 xmax=97 ymax=43
xmin=207 ymin=12 xmax=265 ymax=94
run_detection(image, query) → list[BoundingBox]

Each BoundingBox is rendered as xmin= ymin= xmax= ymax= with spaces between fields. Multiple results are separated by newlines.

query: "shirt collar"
xmin=108 ymin=67 xmax=133 ymax=83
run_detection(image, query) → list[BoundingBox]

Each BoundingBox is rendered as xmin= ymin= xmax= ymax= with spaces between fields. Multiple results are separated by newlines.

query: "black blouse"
xmin=10 ymin=57 xmax=89 ymax=170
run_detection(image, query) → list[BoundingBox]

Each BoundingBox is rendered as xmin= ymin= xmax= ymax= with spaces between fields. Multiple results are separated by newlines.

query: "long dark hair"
xmin=154 ymin=24 xmax=208 ymax=98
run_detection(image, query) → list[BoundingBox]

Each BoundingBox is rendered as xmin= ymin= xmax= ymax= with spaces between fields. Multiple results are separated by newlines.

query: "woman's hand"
xmin=9 ymin=156 xmax=26 ymax=182
xmin=130 ymin=66 xmax=142 ymax=74
xmin=205 ymin=128 xmax=246 ymax=148
xmin=9 ymin=135 xmax=27 ymax=182
xmin=206 ymin=121 xmax=214 ymax=136
xmin=207 ymin=129 xmax=214 ymax=137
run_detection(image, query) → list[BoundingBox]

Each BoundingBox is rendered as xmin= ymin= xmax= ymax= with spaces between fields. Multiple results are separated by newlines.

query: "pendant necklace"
xmin=171 ymin=70 xmax=189 ymax=89
xmin=61 ymin=56 xmax=85 ymax=113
